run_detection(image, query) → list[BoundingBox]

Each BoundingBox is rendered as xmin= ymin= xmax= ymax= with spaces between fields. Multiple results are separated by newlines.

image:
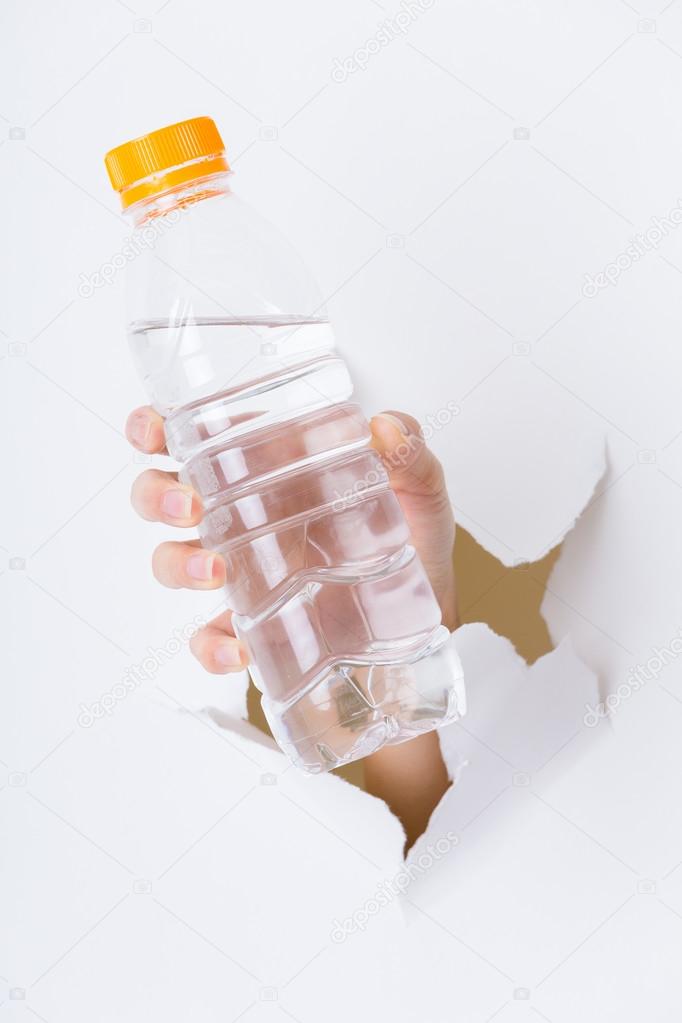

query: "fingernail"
xmin=187 ymin=553 xmax=216 ymax=581
xmin=162 ymin=489 xmax=193 ymax=521
xmin=376 ymin=413 xmax=409 ymax=436
xmin=215 ymin=642 xmax=244 ymax=667
xmin=130 ymin=414 xmax=151 ymax=448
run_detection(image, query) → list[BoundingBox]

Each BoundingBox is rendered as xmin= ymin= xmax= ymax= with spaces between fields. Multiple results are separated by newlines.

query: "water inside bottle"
xmin=129 ymin=318 xmax=463 ymax=770
xmin=129 ymin=317 xmax=336 ymax=414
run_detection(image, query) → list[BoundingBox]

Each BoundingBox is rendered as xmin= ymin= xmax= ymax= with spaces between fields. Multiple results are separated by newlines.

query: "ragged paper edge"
xmin=458 ymin=435 xmax=608 ymax=568
xmin=167 ymin=430 xmax=607 ymax=863
xmin=408 ymin=622 xmax=601 ymax=866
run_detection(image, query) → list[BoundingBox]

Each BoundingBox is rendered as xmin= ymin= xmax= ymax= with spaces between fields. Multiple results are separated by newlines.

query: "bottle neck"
xmin=124 ymin=169 xmax=232 ymax=226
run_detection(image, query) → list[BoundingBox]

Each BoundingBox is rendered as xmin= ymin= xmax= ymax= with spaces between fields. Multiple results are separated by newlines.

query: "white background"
xmin=3 ymin=0 xmax=682 ymax=1020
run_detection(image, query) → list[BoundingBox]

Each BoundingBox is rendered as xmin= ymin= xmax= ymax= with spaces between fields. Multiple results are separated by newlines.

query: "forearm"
xmin=364 ymin=572 xmax=459 ymax=851
xmin=364 ymin=730 xmax=451 ymax=851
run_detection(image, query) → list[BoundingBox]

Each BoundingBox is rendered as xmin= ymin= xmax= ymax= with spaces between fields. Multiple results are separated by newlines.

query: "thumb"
xmin=370 ymin=411 xmax=447 ymax=500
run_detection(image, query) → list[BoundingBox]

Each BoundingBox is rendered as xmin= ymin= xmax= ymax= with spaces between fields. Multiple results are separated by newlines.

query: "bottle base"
xmin=261 ymin=626 xmax=465 ymax=774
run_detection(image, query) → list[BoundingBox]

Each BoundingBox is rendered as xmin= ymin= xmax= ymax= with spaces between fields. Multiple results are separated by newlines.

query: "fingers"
xmin=370 ymin=411 xmax=447 ymax=500
xmin=126 ymin=406 xmax=167 ymax=454
xmin=130 ymin=469 xmax=202 ymax=525
xmin=190 ymin=610 xmax=250 ymax=674
xmin=127 ymin=404 xmax=248 ymax=673
xmin=152 ymin=541 xmax=226 ymax=590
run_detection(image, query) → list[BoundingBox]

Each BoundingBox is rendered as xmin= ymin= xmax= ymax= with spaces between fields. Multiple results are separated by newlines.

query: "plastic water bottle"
xmin=105 ymin=117 xmax=464 ymax=772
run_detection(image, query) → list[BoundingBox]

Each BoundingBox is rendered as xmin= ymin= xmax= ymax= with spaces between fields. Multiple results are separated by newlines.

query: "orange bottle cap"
xmin=104 ymin=117 xmax=229 ymax=209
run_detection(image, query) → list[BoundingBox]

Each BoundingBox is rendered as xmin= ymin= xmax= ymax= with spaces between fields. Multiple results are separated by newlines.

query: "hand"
xmin=125 ymin=406 xmax=458 ymax=673
xmin=127 ymin=405 xmax=457 ymax=844
xmin=369 ymin=411 xmax=458 ymax=631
